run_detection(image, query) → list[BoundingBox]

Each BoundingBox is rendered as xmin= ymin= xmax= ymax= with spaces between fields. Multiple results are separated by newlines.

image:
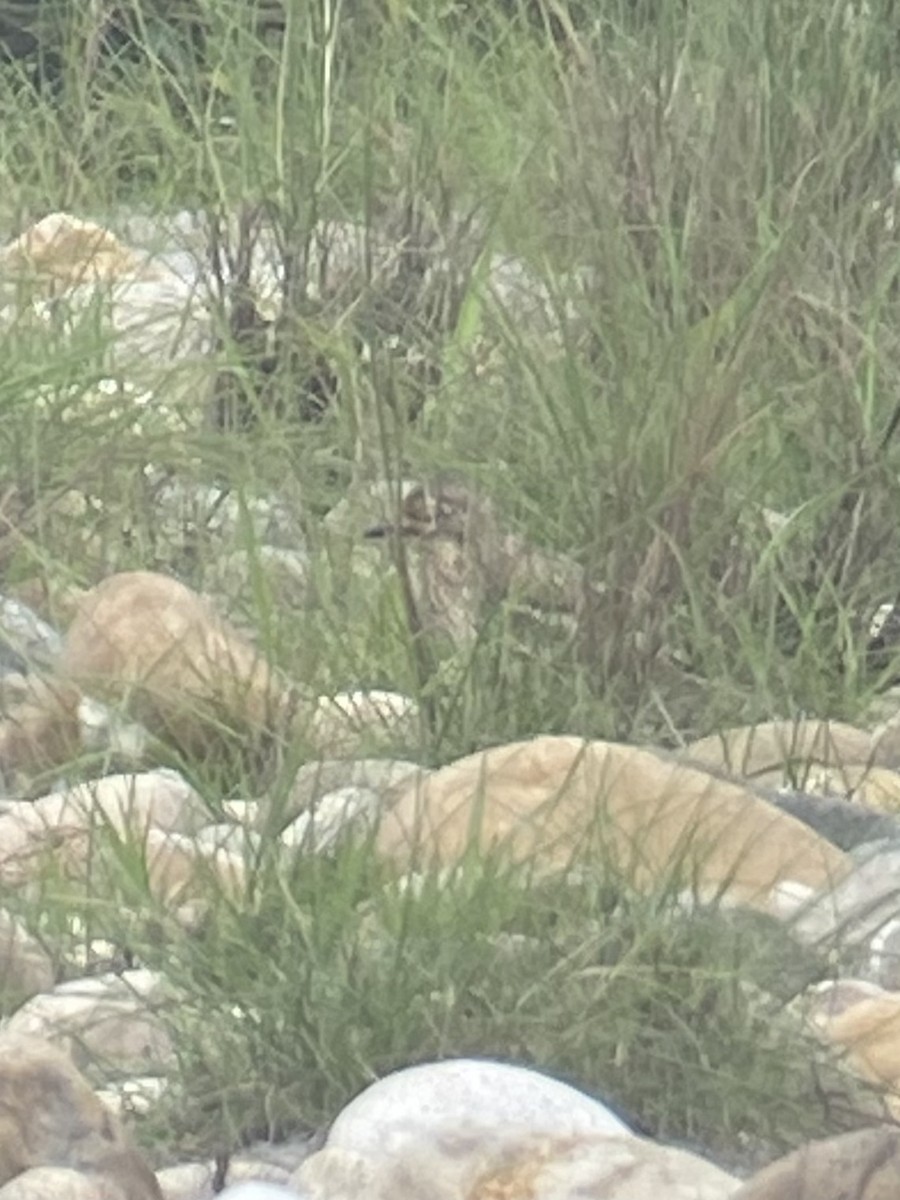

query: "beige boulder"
xmin=732 ymin=1125 xmax=900 ymax=1199
xmin=0 ymin=910 xmax=54 ymax=1004
xmin=0 ymin=771 xmax=208 ymax=892
xmin=58 ymin=571 xmax=304 ymax=767
xmin=0 ymin=213 xmax=162 ymax=288
xmin=680 ymin=719 xmax=893 ymax=778
xmin=376 ymin=736 xmax=850 ymax=912
xmin=812 ymin=989 xmax=900 ymax=1116
xmin=0 ymin=1033 xmax=161 ymax=1197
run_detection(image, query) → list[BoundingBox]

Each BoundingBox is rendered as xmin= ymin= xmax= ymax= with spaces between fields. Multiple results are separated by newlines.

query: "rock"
xmin=761 ymin=786 xmax=900 ymax=851
xmin=307 ymin=691 xmax=419 ymax=757
xmin=3 ymin=969 xmax=175 ymax=1077
xmin=0 ymin=1032 xmax=161 ymax=1197
xmin=680 ymin=719 xmax=895 ymax=777
xmin=156 ymin=1153 xmax=304 ymax=1199
xmin=143 ymin=828 xmax=247 ymax=913
xmin=293 ymin=1128 xmax=738 ymax=1199
xmin=0 ymin=595 xmax=63 ymax=671
xmin=0 ymin=213 xmax=162 ymax=287
xmin=811 ymin=989 xmax=900 ymax=1116
xmin=56 ymin=571 xmax=412 ymax=773
xmin=214 ymin=1185 xmax=299 ymax=1199
xmin=279 ymin=787 xmax=381 ymax=852
xmin=0 ymin=1167 xmax=108 ymax=1199
xmin=732 ymin=1125 xmax=900 ymax=1198
xmin=0 ymin=674 xmax=81 ymax=785
xmin=0 ymin=771 xmax=208 ymax=890
xmin=58 ymin=571 xmax=307 ymax=769
xmin=375 ymin=737 xmax=850 ymax=913
xmin=789 ymin=843 xmax=900 ymax=982
xmin=46 ymin=771 xmax=208 ymax=835
xmin=801 ymin=978 xmax=889 ymax=1021
xmin=279 ymin=759 xmax=421 ymax=827
xmin=324 ymin=1059 xmax=632 ymax=1157
xmin=0 ymin=909 xmax=54 ymax=1004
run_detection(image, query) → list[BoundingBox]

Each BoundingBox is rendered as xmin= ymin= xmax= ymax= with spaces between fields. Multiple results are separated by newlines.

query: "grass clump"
xmin=0 ymin=0 xmax=899 ymax=1177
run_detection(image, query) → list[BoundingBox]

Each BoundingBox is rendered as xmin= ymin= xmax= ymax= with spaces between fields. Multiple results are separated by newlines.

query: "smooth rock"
xmin=0 ymin=1033 xmax=161 ymax=1196
xmin=375 ymin=737 xmax=850 ymax=913
xmin=294 ymin=1128 xmax=738 ymax=1199
xmin=789 ymin=844 xmax=900 ymax=983
xmin=307 ymin=691 xmax=418 ymax=757
xmin=324 ymin=1059 xmax=632 ymax=1157
xmin=0 ymin=675 xmax=81 ymax=784
xmin=215 ymin=1186 xmax=299 ymax=1200
xmin=279 ymin=759 xmax=421 ymax=826
xmin=812 ymin=989 xmax=900 ymax=1116
xmin=680 ymin=719 xmax=895 ymax=776
xmin=0 ymin=596 xmax=62 ymax=671
xmin=732 ymin=1125 xmax=900 ymax=1198
xmin=0 ymin=909 xmax=54 ymax=1003
xmin=0 ymin=771 xmax=207 ymax=889
xmin=58 ymin=571 xmax=306 ymax=765
xmin=0 ymin=213 xmax=162 ymax=287
xmin=279 ymin=787 xmax=381 ymax=852
xmin=3 ymin=970 xmax=174 ymax=1077
xmin=0 ymin=1167 xmax=108 ymax=1199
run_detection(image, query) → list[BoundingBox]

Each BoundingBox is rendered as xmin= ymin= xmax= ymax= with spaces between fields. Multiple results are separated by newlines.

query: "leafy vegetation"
xmin=0 ymin=0 xmax=897 ymax=1176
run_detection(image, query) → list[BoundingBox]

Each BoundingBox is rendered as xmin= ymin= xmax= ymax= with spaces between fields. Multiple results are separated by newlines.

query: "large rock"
xmin=58 ymin=571 xmax=305 ymax=767
xmin=680 ymin=719 xmax=897 ymax=776
xmin=0 ymin=771 xmax=208 ymax=890
xmin=324 ymin=1059 xmax=632 ymax=1158
xmin=811 ymin=989 xmax=900 ymax=1117
xmin=0 ymin=910 xmax=54 ymax=1004
xmin=0 ymin=1033 xmax=161 ymax=1197
xmin=375 ymin=737 xmax=850 ymax=912
xmin=293 ymin=1127 xmax=738 ymax=1199
xmin=3 ymin=970 xmax=174 ymax=1077
xmin=732 ymin=1125 xmax=900 ymax=1198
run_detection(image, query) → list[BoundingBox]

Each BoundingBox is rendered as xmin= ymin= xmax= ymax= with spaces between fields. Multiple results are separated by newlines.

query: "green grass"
xmin=1 ymin=0 xmax=899 ymax=1177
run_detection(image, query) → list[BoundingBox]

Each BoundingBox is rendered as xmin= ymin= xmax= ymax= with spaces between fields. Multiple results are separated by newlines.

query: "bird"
xmin=363 ymin=476 xmax=600 ymax=648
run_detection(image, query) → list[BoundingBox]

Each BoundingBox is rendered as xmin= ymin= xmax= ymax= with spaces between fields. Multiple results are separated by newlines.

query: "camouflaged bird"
xmin=364 ymin=477 xmax=602 ymax=647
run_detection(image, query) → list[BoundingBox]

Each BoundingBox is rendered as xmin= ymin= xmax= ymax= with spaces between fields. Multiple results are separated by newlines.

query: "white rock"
xmin=215 ymin=1186 xmax=300 ymax=1199
xmin=0 ymin=1167 xmax=106 ymax=1199
xmin=280 ymin=787 xmax=381 ymax=852
xmin=294 ymin=1127 xmax=738 ymax=1200
xmin=324 ymin=1059 xmax=632 ymax=1158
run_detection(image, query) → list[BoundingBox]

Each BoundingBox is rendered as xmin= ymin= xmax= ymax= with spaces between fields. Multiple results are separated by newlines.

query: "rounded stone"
xmin=324 ymin=1058 xmax=632 ymax=1158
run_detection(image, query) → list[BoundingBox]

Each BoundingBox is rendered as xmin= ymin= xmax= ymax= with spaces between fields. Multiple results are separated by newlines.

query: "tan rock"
xmin=143 ymin=828 xmax=246 ymax=910
xmin=0 ymin=909 xmax=54 ymax=1003
xmin=376 ymin=737 xmax=850 ymax=912
xmin=681 ymin=719 xmax=890 ymax=778
xmin=814 ymin=990 xmax=900 ymax=1116
xmin=58 ymin=571 xmax=305 ymax=767
xmin=732 ymin=1125 xmax=900 ymax=1199
xmin=0 ymin=1033 xmax=161 ymax=1197
xmin=0 ymin=214 xmax=161 ymax=288
xmin=293 ymin=1129 xmax=738 ymax=1199
xmin=0 ymin=674 xmax=81 ymax=781
xmin=0 ymin=772 xmax=207 ymax=890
